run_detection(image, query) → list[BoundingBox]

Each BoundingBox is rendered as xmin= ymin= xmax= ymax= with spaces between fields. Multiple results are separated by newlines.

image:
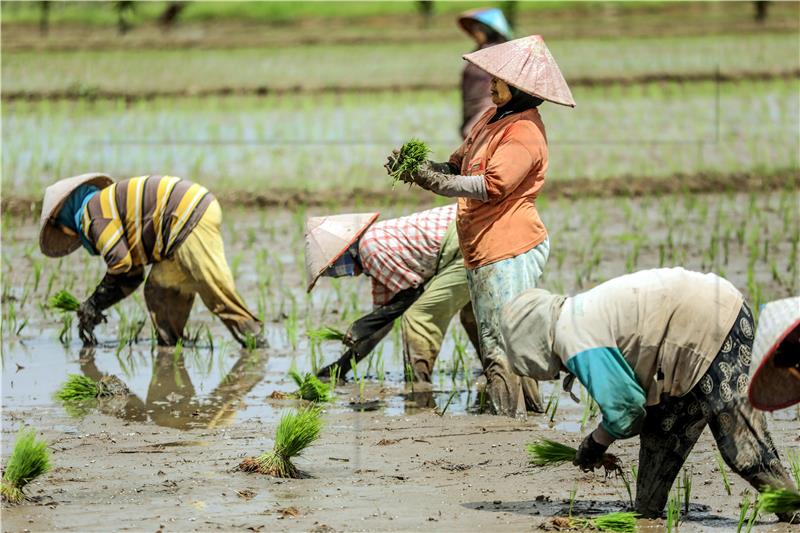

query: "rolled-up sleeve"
xmin=565 ymin=346 xmax=647 ymax=439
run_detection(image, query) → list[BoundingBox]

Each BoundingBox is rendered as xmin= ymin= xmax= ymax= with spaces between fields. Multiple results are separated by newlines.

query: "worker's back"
xmin=554 ymin=267 xmax=744 ymax=404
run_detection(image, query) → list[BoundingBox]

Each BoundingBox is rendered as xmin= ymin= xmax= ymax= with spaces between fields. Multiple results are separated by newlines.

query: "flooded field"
xmin=2 ymin=190 xmax=798 ymax=531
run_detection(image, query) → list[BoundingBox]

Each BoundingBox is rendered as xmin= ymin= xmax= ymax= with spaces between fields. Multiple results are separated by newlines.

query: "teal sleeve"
xmin=565 ymin=347 xmax=646 ymax=439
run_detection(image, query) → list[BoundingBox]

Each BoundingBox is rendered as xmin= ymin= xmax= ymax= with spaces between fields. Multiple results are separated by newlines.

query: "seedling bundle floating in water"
xmin=55 ymin=375 xmax=99 ymax=403
xmin=1 ymin=428 xmax=51 ymax=504
xmin=48 ymin=290 xmax=80 ymax=312
xmin=239 ymin=406 xmax=322 ymax=478
xmin=388 ymin=138 xmax=432 ymax=186
xmin=289 ymin=370 xmax=331 ymax=403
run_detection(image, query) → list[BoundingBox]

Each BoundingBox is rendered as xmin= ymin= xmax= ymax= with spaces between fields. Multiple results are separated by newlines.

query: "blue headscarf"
xmin=325 ymin=243 xmax=361 ymax=278
xmin=55 ymin=184 xmax=99 ymax=253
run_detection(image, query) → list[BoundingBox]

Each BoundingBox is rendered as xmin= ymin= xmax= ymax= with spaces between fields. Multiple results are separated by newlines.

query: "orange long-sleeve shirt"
xmin=449 ymin=107 xmax=548 ymax=270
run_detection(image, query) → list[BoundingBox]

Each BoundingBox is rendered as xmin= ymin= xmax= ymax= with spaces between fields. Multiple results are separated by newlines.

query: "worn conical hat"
xmin=463 ymin=35 xmax=576 ymax=108
xmin=38 ymin=173 xmax=114 ymax=257
xmin=748 ymin=297 xmax=800 ymax=411
xmin=304 ymin=212 xmax=379 ymax=292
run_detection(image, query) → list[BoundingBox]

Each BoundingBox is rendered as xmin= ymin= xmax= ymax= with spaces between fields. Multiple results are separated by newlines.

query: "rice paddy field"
xmin=1 ymin=1 xmax=799 ymax=531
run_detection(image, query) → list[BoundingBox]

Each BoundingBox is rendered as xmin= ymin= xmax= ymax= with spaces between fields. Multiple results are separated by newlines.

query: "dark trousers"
xmin=635 ymin=304 xmax=796 ymax=519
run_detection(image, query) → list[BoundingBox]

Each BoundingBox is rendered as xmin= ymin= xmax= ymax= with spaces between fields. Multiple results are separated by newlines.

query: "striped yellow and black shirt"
xmin=81 ymin=176 xmax=215 ymax=274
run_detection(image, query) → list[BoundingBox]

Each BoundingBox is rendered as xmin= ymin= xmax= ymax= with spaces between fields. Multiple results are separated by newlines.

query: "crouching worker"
xmin=500 ymin=267 xmax=797 ymax=521
xmin=38 ymin=173 xmax=263 ymax=347
xmin=305 ymin=204 xmax=480 ymax=384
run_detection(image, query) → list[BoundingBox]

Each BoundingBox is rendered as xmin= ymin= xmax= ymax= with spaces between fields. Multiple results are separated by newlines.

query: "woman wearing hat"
xmin=387 ymin=35 xmax=575 ymax=417
xmin=39 ymin=173 xmax=263 ymax=347
xmin=304 ymin=204 xmax=480 ymax=387
xmin=500 ymin=268 xmax=797 ymax=521
xmin=457 ymin=7 xmax=513 ymax=139
xmin=748 ymin=297 xmax=800 ymax=411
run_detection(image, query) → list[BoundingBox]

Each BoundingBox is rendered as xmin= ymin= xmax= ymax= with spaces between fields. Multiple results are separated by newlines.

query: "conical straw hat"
xmin=463 ymin=35 xmax=576 ymax=108
xmin=748 ymin=297 xmax=800 ymax=411
xmin=304 ymin=212 xmax=379 ymax=292
xmin=38 ymin=173 xmax=114 ymax=257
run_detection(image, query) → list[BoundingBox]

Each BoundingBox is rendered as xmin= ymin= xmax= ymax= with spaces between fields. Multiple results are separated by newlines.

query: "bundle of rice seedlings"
xmin=527 ymin=439 xmax=623 ymax=475
xmin=1 ymin=428 xmax=51 ymax=503
xmin=48 ymin=290 xmax=80 ymax=312
xmin=289 ymin=370 xmax=331 ymax=403
xmin=758 ymin=487 xmax=800 ymax=514
xmin=306 ymin=326 xmax=345 ymax=343
xmin=589 ymin=512 xmax=638 ymax=533
xmin=239 ymin=406 xmax=322 ymax=478
xmin=388 ymin=138 xmax=432 ymax=185
xmin=527 ymin=439 xmax=577 ymax=467
xmin=54 ymin=374 xmax=98 ymax=403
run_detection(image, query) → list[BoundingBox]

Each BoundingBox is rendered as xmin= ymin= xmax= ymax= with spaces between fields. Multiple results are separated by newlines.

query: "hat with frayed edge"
xmin=748 ymin=297 xmax=800 ymax=411
xmin=39 ymin=173 xmax=114 ymax=258
xmin=463 ymin=35 xmax=576 ymax=108
xmin=304 ymin=212 xmax=379 ymax=292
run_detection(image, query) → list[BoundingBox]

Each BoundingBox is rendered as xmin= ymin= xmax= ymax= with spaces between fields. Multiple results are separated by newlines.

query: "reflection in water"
xmin=78 ymin=346 xmax=269 ymax=429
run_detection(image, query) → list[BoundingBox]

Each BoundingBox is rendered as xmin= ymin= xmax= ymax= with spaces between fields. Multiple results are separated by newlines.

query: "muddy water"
xmin=2 ymin=193 xmax=798 ymax=531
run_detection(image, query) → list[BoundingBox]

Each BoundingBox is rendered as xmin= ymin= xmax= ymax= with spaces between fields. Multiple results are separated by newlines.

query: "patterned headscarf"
xmin=324 ymin=243 xmax=361 ymax=278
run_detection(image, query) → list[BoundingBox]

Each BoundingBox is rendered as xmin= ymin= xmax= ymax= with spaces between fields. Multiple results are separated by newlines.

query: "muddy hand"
xmin=384 ymin=149 xmax=402 ymax=176
xmin=77 ymin=300 xmax=106 ymax=346
xmin=574 ymin=432 xmax=609 ymax=472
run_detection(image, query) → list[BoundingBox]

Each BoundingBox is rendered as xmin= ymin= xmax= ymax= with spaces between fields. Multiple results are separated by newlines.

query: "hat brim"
xmin=748 ymin=318 xmax=800 ymax=411
xmin=39 ymin=174 xmax=114 ymax=258
xmin=306 ymin=212 xmax=379 ymax=293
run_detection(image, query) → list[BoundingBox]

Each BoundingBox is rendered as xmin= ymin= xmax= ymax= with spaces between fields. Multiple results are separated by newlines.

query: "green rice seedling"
xmin=48 ymin=290 xmax=80 ymax=312
xmin=437 ymin=389 xmax=458 ymax=416
xmin=1 ymin=428 xmax=51 ymax=503
xmin=682 ymin=467 xmax=693 ymax=516
xmin=57 ymin=313 xmax=74 ymax=346
xmin=388 ymin=138 xmax=431 ymax=187
xmin=757 ymin=487 xmax=800 ymax=514
xmin=306 ymin=326 xmax=345 ymax=343
xmin=239 ymin=406 xmax=322 ymax=478
xmin=717 ymin=452 xmax=732 ymax=495
xmin=328 ymin=364 xmax=340 ymax=394
xmin=568 ymin=483 xmax=578 ymax=517
xmin=788 ymin=450 xmax=800 ymax=487
xmin=527 ymin=439 xmax=623 ymax=476
xmin=620 ymin=469 xmax=634 ymax=509
xmin=289 ymin=370 xmax=330 ymax=403
xmin=666 ymin=489 xmax=680 ymax=531
xmin=737 ymin=491 xmax=752 ymax=533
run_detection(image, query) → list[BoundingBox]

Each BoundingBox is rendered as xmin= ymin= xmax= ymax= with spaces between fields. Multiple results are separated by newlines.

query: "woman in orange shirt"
xmin=387 ymin=35 xmax=575 ymax=417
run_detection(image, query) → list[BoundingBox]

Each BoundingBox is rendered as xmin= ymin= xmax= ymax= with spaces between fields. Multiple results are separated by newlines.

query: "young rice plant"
xmin=289 ymin=370 xmax=331 ymax=403
xmin=389 ymin=138 xmax=431 ymax=186
xmin=48 ymin=290 xmax=80 ymax=312
xmin=239 ymin=406 xmax=322 ymax=478
xmin=1 ymin=428 xmax=51 ymax=503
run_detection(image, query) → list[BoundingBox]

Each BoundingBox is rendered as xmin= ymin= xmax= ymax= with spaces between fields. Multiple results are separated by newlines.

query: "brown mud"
xmin=4 ymin=69 xmax=798 ymax=102
xmin=2 ymin=192 xmax=798 ymax=531
xmin=3 ymin=168 xmax=797 ymax=216
xmin=2 ymin=407 xmax=797 ymax=532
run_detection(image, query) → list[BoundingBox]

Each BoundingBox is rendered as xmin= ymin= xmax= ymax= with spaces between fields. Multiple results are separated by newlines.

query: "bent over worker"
xmin=38 ymin=173 xmax=263 ymax=347
xmin=305 ymin=204 xmax=479 ymax=384
xmin=500 ymin=267 xmax=797 ymax=521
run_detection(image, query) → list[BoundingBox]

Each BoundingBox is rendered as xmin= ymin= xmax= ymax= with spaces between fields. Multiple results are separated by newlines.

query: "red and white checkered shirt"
xmin=358 ymin=204 xmax=457 ymax=307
